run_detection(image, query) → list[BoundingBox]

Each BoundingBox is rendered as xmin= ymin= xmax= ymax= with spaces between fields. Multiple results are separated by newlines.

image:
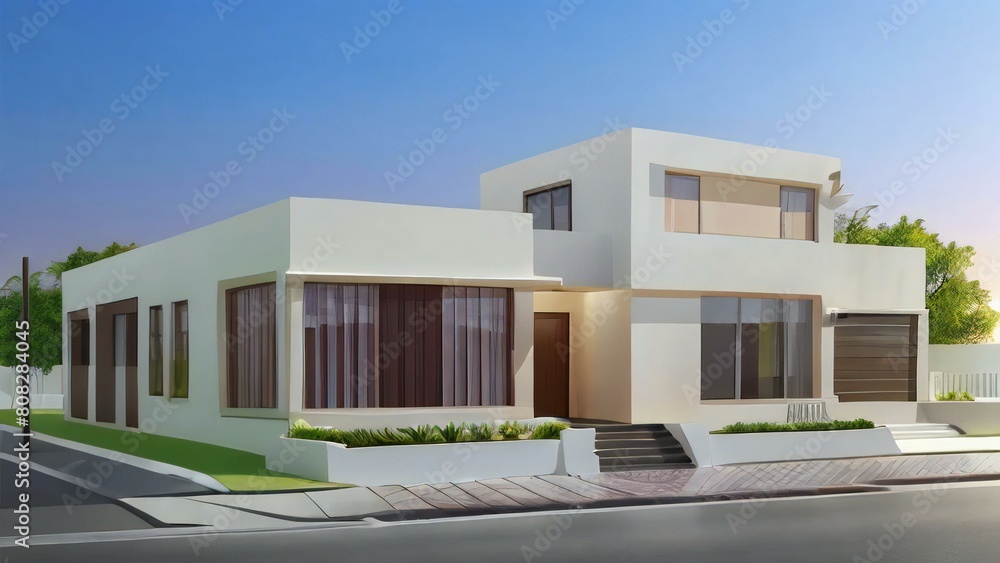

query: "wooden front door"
xmin=534 ymin=313 xmax=569 ymax=418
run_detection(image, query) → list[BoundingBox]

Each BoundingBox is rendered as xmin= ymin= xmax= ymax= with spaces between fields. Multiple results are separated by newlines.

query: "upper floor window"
xmin=662 ymin=172 xmax=816 ymax=241
xmin=664 ymin=173 xmax=700 ymax=233
xmin=780 ymin=187 xmax=815 ymax=241
xmin=525 ymin=183 xmax=571 ymax=231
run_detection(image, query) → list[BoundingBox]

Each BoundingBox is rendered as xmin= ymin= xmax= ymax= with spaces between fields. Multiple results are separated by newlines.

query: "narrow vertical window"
xmin=149 ymin=306 xmax=163 ymax=396
xmin=171 ymin=301 xmax=189 ymax=398
xmin=524 ymin=183 xmax=572 ymax=231
xmin=664 ymin=173 xmax=700 ymax=233
xmin=69 ymin=310 xmax=90 ymax=419
xmin=226 ymin=283 xmax=277 ymax=408
xmin=780 ymin=187 xmax=815 ymax=241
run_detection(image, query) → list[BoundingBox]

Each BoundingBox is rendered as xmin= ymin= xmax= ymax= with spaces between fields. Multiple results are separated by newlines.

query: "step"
xmin=885 ymin=423 xmax=964 ymax=439
xmin=595 ymin=430 xmax=678 ymax=441
xmin=599 ymin=453 xmax=694 ymax=468
xmin=599 ymin=460 xmax=696 ymax=472
xmin=594 ymin=446 xmax=687 ymax=458
xmin=594 ymin=438 xmax=681 ymax=450
xmin=574 ymin=423 xmax=667 ymax=432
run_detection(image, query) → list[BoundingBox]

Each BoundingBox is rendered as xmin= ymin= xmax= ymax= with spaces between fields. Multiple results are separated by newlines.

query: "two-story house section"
xmin=481 ymin=128 xmax=929 ymax=428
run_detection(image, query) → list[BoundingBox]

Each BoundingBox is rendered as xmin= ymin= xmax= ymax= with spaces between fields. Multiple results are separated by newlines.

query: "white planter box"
xmin=273 ymin=436 xmax=560 ymax=486
xmin=707 ymin=427 xmax=900 ymax=466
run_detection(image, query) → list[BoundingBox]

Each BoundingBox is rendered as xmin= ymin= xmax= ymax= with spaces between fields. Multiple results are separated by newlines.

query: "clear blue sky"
xmin=2 ymin=0 xmax=999 ymax=303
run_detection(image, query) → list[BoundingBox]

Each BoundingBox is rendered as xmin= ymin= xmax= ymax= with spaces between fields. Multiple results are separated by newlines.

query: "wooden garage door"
xmin=834 ymin=313 xmax=917 ymax=402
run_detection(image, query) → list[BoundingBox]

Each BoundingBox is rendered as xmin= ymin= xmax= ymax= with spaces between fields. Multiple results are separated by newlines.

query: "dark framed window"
xmin=524 ymin=183 xmax=571 ymax=231
xmin=69 ymin=309 xmax=90 ymax=420
xmin=149 ymin=306 xmax=163 ymax=396
xmin=700 ymin=297 xmax=813 ymax=400
xmin=303 ymin=283 xmax=513 ymax=409
xmin=226 ymin=283 xmax=277 ymax=409
xmin=171 ymin=301 xmax=189 ymax=398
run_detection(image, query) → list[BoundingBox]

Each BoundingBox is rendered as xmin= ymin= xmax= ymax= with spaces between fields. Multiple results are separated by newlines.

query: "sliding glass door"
xmin=701 ymin=297 xmax=813 ymax=400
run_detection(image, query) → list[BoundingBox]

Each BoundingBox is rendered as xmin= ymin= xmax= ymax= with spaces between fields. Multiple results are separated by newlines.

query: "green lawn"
xmin=0 ymin=410 xmax=350 ymax=492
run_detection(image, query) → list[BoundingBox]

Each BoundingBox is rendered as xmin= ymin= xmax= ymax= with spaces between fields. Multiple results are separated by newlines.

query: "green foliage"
xmin=497 ymin=420 xmax=531 ymax=439
xmin=835 ymin=210 xmax=1000 ymax=344
xmin=0 ymin=242 xmax=139 ymax=377
xmin=530 ymin=421 xmax=569 ymax=440
xmin=463 ymin=422 xmax=496 ymax=442
xmin=714 ymin=418 xmax=876 ymax=434
xmin=288 ymin=419 xmax=567 ymax=447
xmin=46 ymin=242 xmax=137 ymax=280
xmin=935 ymin=391 xmax=975 ymax=401
xmin=437 ymin=422 xmax=462 ymax=442
xmin=398 ymin=424 xmax=445 ymax=444
xmin=0 ymin=280 xmax=62 ymax=375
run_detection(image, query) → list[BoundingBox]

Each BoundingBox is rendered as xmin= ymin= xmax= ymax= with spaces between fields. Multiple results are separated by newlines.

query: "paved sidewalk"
xmin=108 ymin=451 xmax=1000 ymax=528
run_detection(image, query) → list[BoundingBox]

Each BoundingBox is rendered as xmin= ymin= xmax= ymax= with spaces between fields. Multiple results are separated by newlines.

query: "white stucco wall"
xmin=61 ymin=201 xmax=292 ymax=455
xmin=480 ymin=129 xmax=633 ymax=288
xmin=61 ymin=197 xmax=550 ymax=453
xmin=928 ymin=344 xmax=1000 ymax=373
xmin=482 ymin=128 xmax=929 ymax=427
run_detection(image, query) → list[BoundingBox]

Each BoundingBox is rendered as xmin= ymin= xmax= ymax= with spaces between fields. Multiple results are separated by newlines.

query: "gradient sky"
xmin=2 ymin=1 xmax=999 ymax=321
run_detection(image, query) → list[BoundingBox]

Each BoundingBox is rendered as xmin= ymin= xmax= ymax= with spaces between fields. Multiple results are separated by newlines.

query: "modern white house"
xmin=61 ymin=128 xmax=931 ymax=455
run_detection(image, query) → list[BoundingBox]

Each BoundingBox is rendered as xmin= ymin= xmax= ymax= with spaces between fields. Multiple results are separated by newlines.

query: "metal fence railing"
xmin=930 ymin=371 xmax=1000 ymax=399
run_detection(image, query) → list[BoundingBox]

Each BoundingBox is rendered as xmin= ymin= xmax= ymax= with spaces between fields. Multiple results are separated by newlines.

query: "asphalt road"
xmin=4 ymin=482 xmax=999 ymax=562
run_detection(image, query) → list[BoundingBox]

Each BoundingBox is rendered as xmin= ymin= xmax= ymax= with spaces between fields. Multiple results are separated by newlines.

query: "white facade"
xmin=61 ymin=128 xmax=932 ymax=455
xmin=62 ymin=198 xmax=556 ymax=454
xmin=482 ymin=128 xmax=928 ymax=428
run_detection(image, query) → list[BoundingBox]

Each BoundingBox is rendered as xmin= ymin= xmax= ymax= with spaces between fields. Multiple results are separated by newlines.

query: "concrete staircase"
xmin=573 ymin=423 xmax=694 ymax=472
xmin=885 ymin=423 xmax=965 ymax=440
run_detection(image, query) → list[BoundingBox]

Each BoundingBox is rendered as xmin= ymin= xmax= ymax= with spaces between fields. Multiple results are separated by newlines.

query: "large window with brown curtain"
xmin=303 ymin=283 xmax=513 ymax=409
xmin=226 ymin=283 xmax=277 ymax=408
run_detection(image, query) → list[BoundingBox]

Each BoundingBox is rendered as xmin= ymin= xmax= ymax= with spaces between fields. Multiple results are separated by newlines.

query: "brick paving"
xmin=368 ymin=452 xmax=1000 ymax=514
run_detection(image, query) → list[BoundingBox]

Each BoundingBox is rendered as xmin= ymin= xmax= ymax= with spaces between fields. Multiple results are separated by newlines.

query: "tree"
xmin=836 ymin=209 xmax=1000 ymax=344
xmin=1 ymin=242 xmax=137 ymax=390
xmin=46 ymin=242 xmax=137 ymax=280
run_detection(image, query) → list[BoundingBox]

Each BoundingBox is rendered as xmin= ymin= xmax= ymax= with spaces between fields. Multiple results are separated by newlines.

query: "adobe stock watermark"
xmin=521 ymin=510 xmax=583 ymax=561
xmin=878 ymin=0 xmax=929 ymax=40
xmin=544 ymin=0 xmax=586 ymax=31
xmin=61 ymin=398 xmax=180 ymax=514
xmin=852 ymin=472 xmax=960 ymax=562
xmin=7 ymin=0 xmax=71 ymax=54
xmin=339 ymin=0 xmax=404 ymax=63
xmin=213 ymin=0 xmax=243 ymax=22
xmin=384 ymin=75 xmax=500 ymax=192
xmin=672 ymin=0 xmax=751 ymax=72
xmin=178 ymin=107 xmax=296 ymax=223
xmin=51 ymin=65 xmax=169 ymax=183
xmin=867 ymin=127 xmax=958 ymax=220
xmin=711 ymin=85 xmax=833 ymax=200
xmin=544 ymin=117 xmax=628 ymax=185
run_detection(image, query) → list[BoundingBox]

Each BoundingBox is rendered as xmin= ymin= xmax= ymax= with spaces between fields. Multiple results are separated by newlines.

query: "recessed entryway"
xmin=533 ymin=312 xmax=569 ymax=418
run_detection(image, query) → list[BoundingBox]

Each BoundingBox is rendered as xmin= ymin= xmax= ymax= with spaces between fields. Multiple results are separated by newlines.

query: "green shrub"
xmin=714 ymin=418 xmax=876 ymax=434
xmin=935 ymin=391 xmax=975 ymax=401
xmin=398 ymin=424 xmax=445 ymax=444
xmin=437 ymin=422 xmax=462 ymax=442
xmin=463 ymin=422 xmax=496 ymax=442
xmin=531 ymin=421 xmax=569 ymax=440
xmin=498 ymin=420 xmax=532 ymax=440
xmin=289 ymin=419 xmax=568 ymax=446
